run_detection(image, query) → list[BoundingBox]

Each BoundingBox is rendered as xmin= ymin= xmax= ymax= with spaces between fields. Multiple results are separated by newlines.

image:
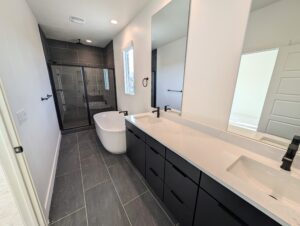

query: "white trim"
xmin=44 ymin=132 xmax=61 ymax=219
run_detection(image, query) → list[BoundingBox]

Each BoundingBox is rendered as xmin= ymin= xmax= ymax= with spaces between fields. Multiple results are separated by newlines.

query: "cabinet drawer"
xmin=166 ymin=149 xmax=200 ymax=184
xmin=146 ymin=166 xmax=164 ymax=200
xmin=194 ymin=188 xmax=245 ymax=226
xmin=126 ymin=128 xmax=146 ymax=177
xmin=200 ymin=174 xmax=280 ymax=226
xmin=126 ymin=121 xmax=145 ymax=142
xmin=165 ymin=161 xmax=198 ymax=210
xmin=146 ymin=135 xmax=165 ymax=157
xmin=146 ymin=145 xmax=164 ymax=180
xmin=164 ymin=185 xmax=194 ymax=226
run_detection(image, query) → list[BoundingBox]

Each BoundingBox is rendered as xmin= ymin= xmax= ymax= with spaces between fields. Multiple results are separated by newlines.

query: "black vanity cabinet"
xmin=125 ymin=121 xmax=281 ymax=226
xmin=164 ymin=149 xmax=201 ymax=226
xmin=125 ymin=121 xmax=146 ymax=177
xmin=194 ymin=174 xmax=281 ymax=226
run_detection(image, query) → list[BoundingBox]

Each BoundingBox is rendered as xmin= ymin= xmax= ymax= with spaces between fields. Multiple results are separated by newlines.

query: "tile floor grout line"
xmin=123 ymin=190 xmax=149 ymax=207
xmin=84 ymin=178 xmax=111 ymax=192
xmin=124 ymin=156 xmax=176 ymax=226
xmin=77 ymin=133 xmax=89 ymax=226
xmin=98 ymin=150 xmax=133 ymax=226
xmin=49 ymin=206 xmax=85 ymax=225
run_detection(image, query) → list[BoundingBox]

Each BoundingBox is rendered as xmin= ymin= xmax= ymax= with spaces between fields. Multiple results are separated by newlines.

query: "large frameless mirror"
xmin=228 ymin=0 xmax=300 ymax=149
xmin=151 ymin=0 xmax=191 ymax=111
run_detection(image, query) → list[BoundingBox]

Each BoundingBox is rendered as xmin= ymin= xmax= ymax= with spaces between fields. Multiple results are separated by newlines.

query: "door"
xmin=84 ymin=67 xmax=117 ymax=123
xmin=51 ymin=65 xmax=89 ymax=129
xmin=258 ymin=44 xmax=300 ymax=139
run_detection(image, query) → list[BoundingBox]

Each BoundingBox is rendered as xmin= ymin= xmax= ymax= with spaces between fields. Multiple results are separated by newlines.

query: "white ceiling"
xmin=26 ymin=0 xmax=151 ymax=47
xmin=152 ymin=0 xmax=190 ymax=49
xmin=251 ymin=0 xmax=281 ymax=11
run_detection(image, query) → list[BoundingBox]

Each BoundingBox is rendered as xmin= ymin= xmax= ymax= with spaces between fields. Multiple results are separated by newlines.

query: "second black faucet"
xmin=152 ymin=107 xmax=160 ymax=118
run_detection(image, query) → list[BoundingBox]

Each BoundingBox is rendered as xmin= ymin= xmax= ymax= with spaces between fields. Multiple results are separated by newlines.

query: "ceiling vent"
xmin=69 ymin=16 xmax=85 ymax=24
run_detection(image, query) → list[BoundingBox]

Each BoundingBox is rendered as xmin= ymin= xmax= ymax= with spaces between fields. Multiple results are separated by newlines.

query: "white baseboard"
xmin=44 ymin=132 xmax=61 ymax=220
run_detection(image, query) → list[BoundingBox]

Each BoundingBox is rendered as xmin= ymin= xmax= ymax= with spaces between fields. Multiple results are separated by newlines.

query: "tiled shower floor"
xmin=49 ymin=129 xmax=177 ymax=226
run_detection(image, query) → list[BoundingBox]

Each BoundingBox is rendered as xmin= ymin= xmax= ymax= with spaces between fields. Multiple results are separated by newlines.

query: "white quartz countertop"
xmin=125 ymin=113 xmax=300 ymax=226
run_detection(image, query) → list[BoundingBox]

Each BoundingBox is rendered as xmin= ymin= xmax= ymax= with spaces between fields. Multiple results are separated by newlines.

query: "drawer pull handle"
xmin=172 ymin=164 xmax=187 ymax=178
xmin=134 ymin=134 xmax=141 ymax=140
xmin=128 ymin=128 xmax=134 ymax=134
xmin=150 ymin=147 xmax=159 ymax=155
xmin=217 ymin=203 xmax=246 ymax=225
xmin=171 ymin=190 xmax=184 ymax=205
xmin=150 ymin=168 xmax=158 ymax=177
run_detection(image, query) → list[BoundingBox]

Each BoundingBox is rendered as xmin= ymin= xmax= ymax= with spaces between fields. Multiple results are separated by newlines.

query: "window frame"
xmin=123 ymin=43 xmax=135 ymax=95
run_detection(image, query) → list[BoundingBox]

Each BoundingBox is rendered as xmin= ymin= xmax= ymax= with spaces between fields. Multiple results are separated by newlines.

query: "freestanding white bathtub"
xmin=94 ymin=111 xmax=126 ymax=154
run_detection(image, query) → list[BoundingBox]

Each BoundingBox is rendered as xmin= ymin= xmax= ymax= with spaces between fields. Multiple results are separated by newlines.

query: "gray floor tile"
xmin=50 ymin=208 xmax=87 ymax=226
xmin=78 ymin=141 xmax=101 ymax=160
xmin=50 ymin=170 xmax=84 ymax=222
xmin=81 ymin=153 xmax=110 ymax=190
xmin=60 ymin=133 xmax=77 ymax=149
xmin=109 ymin=158 xmax=147 ymax=204
xmin=77 ymin=130 xmax=98 ymax=144
xmin=85 ymin=181 xmax=130 ymax=226
xmin=99 ymin=143 xmax=126 ymax=167
xmin=124 ymin=191 xmax=173 ymax=226
xmin=56 ymin=145 xmax=80 ymax=177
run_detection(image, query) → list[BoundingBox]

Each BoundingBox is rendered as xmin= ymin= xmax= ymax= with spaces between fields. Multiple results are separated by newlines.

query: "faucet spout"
xmin=152 ymin=107 xmax=160 ymax=118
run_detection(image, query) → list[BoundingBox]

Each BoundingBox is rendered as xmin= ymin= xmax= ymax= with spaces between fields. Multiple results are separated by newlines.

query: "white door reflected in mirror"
xmin=228 ymin=0 xmax=300 ymax=149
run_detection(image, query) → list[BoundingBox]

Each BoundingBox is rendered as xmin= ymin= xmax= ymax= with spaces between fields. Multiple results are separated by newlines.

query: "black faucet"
xmin=152 ymin=107 xmax=160 ymax=118
xmin=119 ymin=110 xmax=128 ymax=116
xmin=164 ymin=105 xmax=171 ymax=112
xmin=280 ymin=135 xmax=300 ymax=171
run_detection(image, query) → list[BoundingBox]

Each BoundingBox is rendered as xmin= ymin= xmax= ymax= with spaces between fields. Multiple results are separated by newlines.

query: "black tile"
xmin=124 ymin=192 xmax=173 ymax=226
xmin=50 ymin=208 xmax=87 ymax=226
xmin=81 ymin=153 xmax=110 ymax=190
xmin=109 ymin=158 xmax=147 ymax=204
xmin=56 ymin=145 xmax=80 ymax=177
xmin=50 ymin=170 xmax=84 ymax=222
xmin=85 ymin=181 xmax=130 ymax=226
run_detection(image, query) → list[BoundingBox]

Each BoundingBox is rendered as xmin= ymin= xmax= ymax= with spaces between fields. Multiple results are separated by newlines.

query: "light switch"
xmin=16 ymin=109 xmax=27 ymax=125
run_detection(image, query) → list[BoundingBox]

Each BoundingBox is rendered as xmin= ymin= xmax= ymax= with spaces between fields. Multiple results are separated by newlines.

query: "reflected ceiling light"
xmin=86 ymin=39 xmax=92 ymax=43
xmin=110 ymin=19 xmax=118 ymax=25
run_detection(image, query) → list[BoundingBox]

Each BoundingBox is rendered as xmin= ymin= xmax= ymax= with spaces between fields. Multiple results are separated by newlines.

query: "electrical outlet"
xmin=16 ymin=109 xmax=27 ymax=125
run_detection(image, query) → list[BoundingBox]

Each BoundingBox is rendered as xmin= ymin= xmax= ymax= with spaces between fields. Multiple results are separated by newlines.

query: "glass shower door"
xmin=51 ymin=65 xmax=89 ymax=129
xmin=84 ymin=67 xmax=117 ymax=123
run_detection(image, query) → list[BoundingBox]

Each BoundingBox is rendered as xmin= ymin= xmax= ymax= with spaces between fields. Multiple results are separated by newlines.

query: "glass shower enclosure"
xmin=50 ymin=65 xmax=117 ymax=130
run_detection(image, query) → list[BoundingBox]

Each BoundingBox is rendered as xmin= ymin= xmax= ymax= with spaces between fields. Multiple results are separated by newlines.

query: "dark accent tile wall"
xmin=39 ymin=27 xmax=115 ymax=69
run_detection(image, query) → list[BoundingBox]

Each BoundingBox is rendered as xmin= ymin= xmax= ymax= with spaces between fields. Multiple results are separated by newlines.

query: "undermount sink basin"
xmin=134 ymin=115 xmax=162 ymax=124
xmin=227 ymin=156 xmax=300 ymax=208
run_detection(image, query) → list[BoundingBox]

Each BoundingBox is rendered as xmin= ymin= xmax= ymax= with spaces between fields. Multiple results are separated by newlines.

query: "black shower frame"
xmin=47 ymin=63 xmax=118 ymax=131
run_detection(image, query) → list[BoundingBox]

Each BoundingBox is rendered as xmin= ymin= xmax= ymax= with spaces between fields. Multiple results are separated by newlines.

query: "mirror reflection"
xmin=151 ymin=0 xmax=190 ymax=111
xmin=229 ymin=0 xmax=300 ymax=148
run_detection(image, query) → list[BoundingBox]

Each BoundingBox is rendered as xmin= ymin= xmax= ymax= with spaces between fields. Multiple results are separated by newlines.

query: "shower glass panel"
xmin=84 ymin=67 xmax=117 ymax=123
xmin=51 ymin=65 xmax=89 ymax=129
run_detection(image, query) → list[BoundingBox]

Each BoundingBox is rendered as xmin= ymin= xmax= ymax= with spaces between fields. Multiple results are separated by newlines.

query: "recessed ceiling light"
xmin=86 ymin=39 xmax=92 ymax=43
xmin=110 ymin=19 xmax=118 ymax=25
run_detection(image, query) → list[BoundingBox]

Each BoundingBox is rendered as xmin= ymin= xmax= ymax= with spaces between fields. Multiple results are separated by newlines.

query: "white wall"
xmin=156 ymin=37 xmax=186 ymax=110
xmin=0 ymin=0 xmax=60 ymax=219
xmin=181 ymin=0 xmax=252 ymax=130
xmin=244 ymin=0 xmax=300 ymax=52
xmin=113 ymin=0 xmax=171 ymax=114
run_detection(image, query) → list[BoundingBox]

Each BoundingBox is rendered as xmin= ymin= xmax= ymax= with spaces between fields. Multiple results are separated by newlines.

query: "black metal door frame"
xmin=48 ymin=63 xmax=117 ymax=131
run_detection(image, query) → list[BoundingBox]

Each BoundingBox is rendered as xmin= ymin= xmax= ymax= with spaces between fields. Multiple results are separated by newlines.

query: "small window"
xmin=103 ymin=69 xmax=110 ymax=90
xmin=123 ymin=44 xmax=135 ymax=95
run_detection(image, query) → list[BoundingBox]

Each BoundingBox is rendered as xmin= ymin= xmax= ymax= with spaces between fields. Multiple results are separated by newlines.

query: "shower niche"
xmin=50 ymin=65 xmax=117 ymax=130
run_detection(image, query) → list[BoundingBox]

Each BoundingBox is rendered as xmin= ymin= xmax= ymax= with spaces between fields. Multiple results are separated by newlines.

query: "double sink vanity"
xmin=125 ymin=113 xmax=300 ymax=226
